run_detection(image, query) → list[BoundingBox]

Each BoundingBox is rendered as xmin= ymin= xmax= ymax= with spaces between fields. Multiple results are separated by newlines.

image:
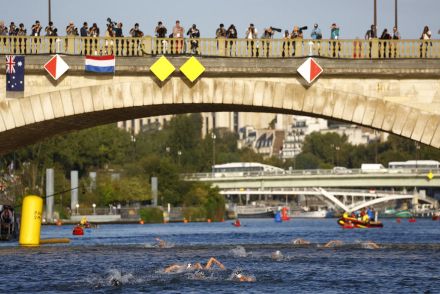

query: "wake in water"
xmin=229 ymin=245 xmax=248 ymax=257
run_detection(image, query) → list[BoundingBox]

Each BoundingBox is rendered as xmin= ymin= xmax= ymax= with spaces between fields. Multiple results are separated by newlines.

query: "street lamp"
xmin=48 ymin=0 xmax=52 ymax=23
xmin=211 ymin=132 xmax=216 ymax=171
xmin=75 ymin=203 xmax=79 ymax=215
xmin=177 ymin=150 xmax=182 ymax=166
xmin=92 ymin=203 xmax=96 ymax=215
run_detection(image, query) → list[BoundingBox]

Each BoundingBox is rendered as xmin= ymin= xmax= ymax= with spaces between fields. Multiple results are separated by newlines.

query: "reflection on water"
xmin=0 ymin=219 xmax=439 ymax=293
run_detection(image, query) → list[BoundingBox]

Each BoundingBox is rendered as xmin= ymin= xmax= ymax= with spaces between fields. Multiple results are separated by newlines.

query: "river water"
xmin=1 ymin=218 xmax=439 ymax=293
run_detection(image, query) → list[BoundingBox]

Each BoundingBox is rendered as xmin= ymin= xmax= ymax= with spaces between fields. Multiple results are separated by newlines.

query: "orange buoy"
xmin=139 ymin=219 xmax=144 ymax=225
xmin=56 ymin=220 xmax=62 ymax=226
xmin=72 ymin=225 xmax=84 ymax=236
xmin=183 ymin=218 xmax=188 ymax=223
xmin=207 ymin=219 xmax=211 ymax=223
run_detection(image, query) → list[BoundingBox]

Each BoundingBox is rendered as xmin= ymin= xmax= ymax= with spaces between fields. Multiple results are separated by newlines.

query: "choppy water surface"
xmin=1 ymin=218 xmax=440 ymax=293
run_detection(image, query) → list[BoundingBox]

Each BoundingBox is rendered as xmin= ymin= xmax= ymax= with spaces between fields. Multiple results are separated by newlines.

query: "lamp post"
xmin=75 ymin=203 xmax=79 ymax=215
xmin=92 ymin=203 xmax=96 ymax=215
xmin=177 ymin=150 xmax=182 ymax=167
xmin=373 ymin=0 xmax=377 ymax=29
xmin=48 ymin=0 xmax=52 ymax=23
xmin=211 ymin=132 xmax=216 ymax=172
xmin=395 ymin=0 xmax=398 ymax=29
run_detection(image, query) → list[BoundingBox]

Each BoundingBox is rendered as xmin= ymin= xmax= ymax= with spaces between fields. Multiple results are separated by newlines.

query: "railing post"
xmin=142 ymin=36 xmax=152 ymax=55
xmin=371 ymin=38 xmax=379 ymax=58
xmin=294 ymin=39 xmax=302 ymax=57
xmin=67 ymin=36 xmax=75 ymax=55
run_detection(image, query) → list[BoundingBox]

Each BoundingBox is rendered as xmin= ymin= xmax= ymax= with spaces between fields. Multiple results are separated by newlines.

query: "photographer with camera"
xmin=31 ymin=20 xmax=42 ymax=53
xmin=88 ymin=23 xmax=100 ymax=55
xmin=186 ymin=24 xmax=200 ymax=55
xmin=45 ymin=21 xmax=57 ymax=53
xmin=310 ymin=23 xmax=322 ymax=55
xmin=245 ymin=23 xmax=258 ymax=57
xmin=261 ymin=27 xmax=280 ymax=57
xmin=129 ymin=23 xmax=144 ymax=56
xmin=155 ymin=21 xmax=168 ymax=54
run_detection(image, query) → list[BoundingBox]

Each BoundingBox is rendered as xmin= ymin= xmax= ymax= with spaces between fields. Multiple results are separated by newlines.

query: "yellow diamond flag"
xmin=427 ymin=171 xmax=434 ymax=180
xmin=150 ymin=56 xmax=175 ymax=82
xmin=180 ymin=57 xmax=205 ymax=82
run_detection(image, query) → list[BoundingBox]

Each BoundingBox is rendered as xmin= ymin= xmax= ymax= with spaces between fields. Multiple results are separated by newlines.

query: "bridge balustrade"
xmin=0 ymin=36 xmax=439 ymax=59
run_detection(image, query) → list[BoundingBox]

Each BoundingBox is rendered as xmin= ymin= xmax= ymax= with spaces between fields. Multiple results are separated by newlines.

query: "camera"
xmin=107 ymin=17 xmax=117 ymax=27
xmin=299 ymin=26 xmax=308 ymax=33
xmin=270 ymin=27 xmax=282 ymax=33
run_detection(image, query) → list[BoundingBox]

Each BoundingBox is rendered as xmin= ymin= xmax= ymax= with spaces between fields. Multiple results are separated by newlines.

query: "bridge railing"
xmin=182 ymin=167 xmax=440 ymax=180
xmin=1 ymin=36 xmax=439 ymax=59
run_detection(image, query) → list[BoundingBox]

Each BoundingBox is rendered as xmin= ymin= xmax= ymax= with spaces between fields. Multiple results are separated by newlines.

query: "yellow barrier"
xmin=19 ymin=195 xmax=43 ymax=246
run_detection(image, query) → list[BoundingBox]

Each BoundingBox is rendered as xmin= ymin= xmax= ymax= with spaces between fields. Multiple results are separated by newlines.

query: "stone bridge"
xmin=0 ymin=55 xmax=440 ymax=153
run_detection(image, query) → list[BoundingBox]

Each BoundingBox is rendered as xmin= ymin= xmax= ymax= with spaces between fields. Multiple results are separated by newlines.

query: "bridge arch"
xmin=0 ymin=76 xmax=439 ymax=154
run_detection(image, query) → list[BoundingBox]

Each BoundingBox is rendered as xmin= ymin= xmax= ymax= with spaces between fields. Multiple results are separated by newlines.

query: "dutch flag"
xmin=85 ymin=55 xmax=115 ymax=73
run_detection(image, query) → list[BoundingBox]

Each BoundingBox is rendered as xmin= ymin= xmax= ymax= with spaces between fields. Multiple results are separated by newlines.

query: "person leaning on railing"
xmin=172 ymin=20 xmax=184 ymax=54
xmin=261 ymin=27 xmax=274 ymax=57
xmin=226 ymin=24 xmax=237 ymax=57
xmin=30 ymin=20 xmax=42 ymax=53
xmin=379 ymin=28 xmax=391 ymax=58
xmin=114 ymin=22 xmax=123 ymax=56
xmin=155 ymin=21 xmax=168 ymax=54
xmin=391 ymin=26 xmax=400 ymax=58
xmin=45 ymin=21 xmax=57 ymax=53
xmin=88 ymin=23 xmax=100 ymax=55
xmin=330 ymin=23 xmax=340 ymax=58
xmin=129 ymin=23 xmax=144 ymax=56
xmin=215 ymin=23 xmax=226 ymax=55
xmin=186 ymin=24 xmax=200 ymax=55
xmin=245 ymin=23 xmax=258 ymax=57
xmin=8 ymin=22 xmax=18 ymax=53
xmin=420 ymin=25 xmax=432 ymax=58
xmin=310 ymin=23 xmax=322 ymax=56
xmin=80 ymin=22 xmax=89 ymax=55
xmin=16 ymin=23 xmax=26 ymax=54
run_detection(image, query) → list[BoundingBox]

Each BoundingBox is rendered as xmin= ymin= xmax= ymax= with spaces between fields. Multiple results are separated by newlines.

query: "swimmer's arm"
xmin=193 ymin=263 xmax=203 ymax=270
xmin=164 ymin=264 xmax=180 ymax=273
xmin=205 ymin=257 xmax=226 ymax=270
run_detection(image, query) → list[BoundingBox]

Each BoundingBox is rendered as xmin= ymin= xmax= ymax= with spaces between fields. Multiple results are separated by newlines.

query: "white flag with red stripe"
xmin=297 ymin=57 xmax=323 ymax=84
xmin=44 ymin=54 xmax=69 ymax=80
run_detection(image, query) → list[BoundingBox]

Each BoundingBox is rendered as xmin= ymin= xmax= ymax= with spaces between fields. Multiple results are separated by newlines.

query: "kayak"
xmin=337 ymin=216 xmax=383 ymax=228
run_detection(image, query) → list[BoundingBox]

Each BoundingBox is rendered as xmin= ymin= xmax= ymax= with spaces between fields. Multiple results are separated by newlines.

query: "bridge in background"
xmin=184 ymin=169 xmax=440 ymax=212
xmin=0 ymin=37 xmax=440 ymax=154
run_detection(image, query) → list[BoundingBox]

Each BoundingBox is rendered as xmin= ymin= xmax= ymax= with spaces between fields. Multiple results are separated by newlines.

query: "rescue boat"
xmin=337 ymin=216 xmax=383 ymax=228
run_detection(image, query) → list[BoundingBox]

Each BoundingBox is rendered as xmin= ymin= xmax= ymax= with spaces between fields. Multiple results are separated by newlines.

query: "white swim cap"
xmin=186 ymin=263 xmax=192 ymax=269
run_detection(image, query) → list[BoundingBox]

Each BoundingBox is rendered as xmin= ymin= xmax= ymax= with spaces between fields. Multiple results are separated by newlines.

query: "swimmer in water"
xmin=155 ymin=237 xmax=167 ymax=248
xmin=164 ymin=257 xmax=225 ymax=273
xmin=271 ymin=250 xmax=283 ymax=260
xmin=292 ymin=238 xmax=311 ymax=245
xmin=324 ymin=240 xmax=344 ymax=248
xmin=110 ymin=278 xmax=121 ymax=287
xmin=231 ymin=271 xmax=256 ymax=282
xmin=361 ymin=241 xmax=380 ymax=249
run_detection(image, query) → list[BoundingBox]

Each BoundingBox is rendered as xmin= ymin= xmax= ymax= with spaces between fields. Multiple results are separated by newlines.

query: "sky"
xmin=1 ymin=0 xmax=439 ymax=39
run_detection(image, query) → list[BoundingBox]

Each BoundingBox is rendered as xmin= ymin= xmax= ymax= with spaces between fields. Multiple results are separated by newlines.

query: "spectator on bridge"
xmin=311 ymin=23 xmax=322 ymax=56
xmin=216 ymin=23 xmax=226 ymax=38
xmin=365 ymin=24 xmax=377 ymax=40
xmin=104 ymin=23 xmax=115 ymax=55
xmin=80 ymin=22 xmax=89 ymax=55
xmin=379 ymin=28 xmax=391 ymax=58
xmin=186 ymin=24 xmax=200 ymax=55
xmin=88 ymin=23 xmax=100 ymax=55
xmin=261 ymin=27 xmax=275 ymax=57
xmin=420 ymin=25 xmax=432 ymax=58
xmin=17 ymin=23 xmax=27 ymax=54
xmin=45 ymin=21 xmax=57 ymax=53
xmin=31 ymin=20 xmax=42 ymax=36
xmin=330 ymin=23 xmax=340 ymax=57
xmin=8 ymin=22 xmax=17 ymax=36
xmin=172 ymin=20 xmax=184 ymax=54
xmin=114 ymin=22 xmax=123 ymax=55
xmin=245 ymin=23 xmax=258 ymax=57
xmin=311 ymin=23 xmax=322 ymax=40
xmin=155 ymin=21 xmax=168 ymax=54
xmin=392 ymin=26 xmax=400 ymax=40
xmin=129 ymin=23 xmax=143 ymax=56
xmin=215 ymin=23 xmax=226 ymax=55
xmin=282 ymin=29 xmax=291 ymax=57
xmin=0 ymin=21 xmax=8 ymax=36
xmin=226 ymin=24 xmax=237 ymax=56
xmin=66 ymin=21 xmax=78 ymax=36
xmin=80 ymin=22 xmax=89 ymax=37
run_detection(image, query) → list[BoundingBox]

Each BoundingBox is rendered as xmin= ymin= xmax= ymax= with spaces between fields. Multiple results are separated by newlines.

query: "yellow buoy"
xmin=40 ymin=238 xmax=70 ymax=244
xmin=19 ymin=195 xmax=43 ymax=246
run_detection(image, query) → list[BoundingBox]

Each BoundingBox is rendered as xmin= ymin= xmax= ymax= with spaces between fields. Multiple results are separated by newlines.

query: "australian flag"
xmin=6 ymin=55 xmax=25 ymax=92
